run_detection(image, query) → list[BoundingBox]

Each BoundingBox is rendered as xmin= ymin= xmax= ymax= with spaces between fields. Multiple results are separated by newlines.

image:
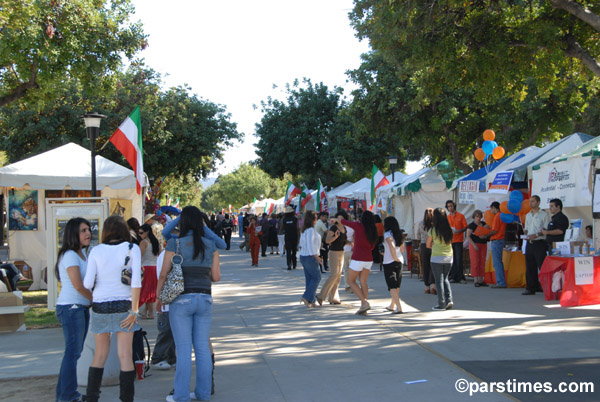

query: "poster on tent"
xmin=531 ymin=156 xmax=591 ymax=208
xmin=8 ymin=189 xmax=38 ymax=230
xmin=488 ymin=171 xmax=513 ymax=194
xmin=109 ymin=198 xmax=133 ymax=220
xmin=459 ymin=180 xmax=479 ymax=204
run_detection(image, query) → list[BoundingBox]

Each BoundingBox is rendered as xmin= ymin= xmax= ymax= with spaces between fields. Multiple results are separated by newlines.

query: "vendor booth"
xmin=0 ymin=142 xmax=145 ymax=291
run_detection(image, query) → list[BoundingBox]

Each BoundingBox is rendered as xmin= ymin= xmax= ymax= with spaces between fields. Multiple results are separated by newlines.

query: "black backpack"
xmin=133 ymin=328 xmax=151 ymax=377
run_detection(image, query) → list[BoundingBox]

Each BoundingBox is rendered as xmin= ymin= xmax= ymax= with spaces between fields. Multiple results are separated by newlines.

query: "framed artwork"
xmin=9 ymin=189 xmax=38 ymax=230
xmin=109 ymin=198 xmax=133 ymax=220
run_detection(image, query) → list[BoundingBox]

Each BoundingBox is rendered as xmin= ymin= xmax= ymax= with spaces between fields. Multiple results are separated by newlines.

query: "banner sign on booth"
xmin=574 ymin=257 xmax=594 ymax=285
xmin=531 ymin=156 xmax=591 ymax=208
xmin=488 ymin=171 xmax=513 ymax=194
xmin=459 ymin=180 xmax=479 ymax=205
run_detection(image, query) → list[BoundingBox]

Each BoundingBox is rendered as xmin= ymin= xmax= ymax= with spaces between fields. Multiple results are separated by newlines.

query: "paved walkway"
xmin=1 ymin=237 xmax=599 ymax=401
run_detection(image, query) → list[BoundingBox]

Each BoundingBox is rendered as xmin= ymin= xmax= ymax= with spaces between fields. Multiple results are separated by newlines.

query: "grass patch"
xmin=21 ymin=290 xmax=60 ymax=329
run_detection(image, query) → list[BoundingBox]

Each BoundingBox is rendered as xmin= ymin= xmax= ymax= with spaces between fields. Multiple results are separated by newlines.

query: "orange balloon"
xmin=483 ymin=129 xmax=496 ymax=141
xmin=492 ymin=146 xmax=505 ymax=159
xmin=519 ymin=198 xmax=531 ymax=216
xmin=474 ymin=148 xmax=486 ymax=161
xmin=500 ymin=200 xmax=510 ymax=214
xmin=483 ymin=209 xmax=495 ymax=225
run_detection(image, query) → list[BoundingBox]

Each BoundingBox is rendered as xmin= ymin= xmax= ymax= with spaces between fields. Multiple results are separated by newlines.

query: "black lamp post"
xmin=388 ymin=155 xmax=398 ymax=182
xmin=82 ymin=112 xmax=107 ymax=197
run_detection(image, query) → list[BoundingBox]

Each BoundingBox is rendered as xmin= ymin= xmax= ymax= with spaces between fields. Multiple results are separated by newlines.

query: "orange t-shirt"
xmin=447 ymin=212 xmax=467 ymax=243
xmin=376 ymin=222 xmax=384 ymax=237
xmin=490 ymin=213 xmax=506 ymax=241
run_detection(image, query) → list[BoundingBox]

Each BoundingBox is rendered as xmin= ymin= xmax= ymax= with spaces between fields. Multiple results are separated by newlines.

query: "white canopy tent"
xmin=0 ymin=142 xmax=146 ymax=289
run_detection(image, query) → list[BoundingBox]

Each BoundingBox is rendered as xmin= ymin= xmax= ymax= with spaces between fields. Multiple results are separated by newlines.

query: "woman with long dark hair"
xmin=139 ymin=223 xmax=161 ymax=319
xmin=156 ymin=206 xmax=221 ymax=402
xmin=55 ymin=217 xmax=93 ymax=402
xmin=316 ymin=211 xmax=347 ymax=305
xmin=298 ymin=210 xmax=322 ymax=308
xmin=427 ymin=208 xmax=454 ymax=311
xmin=416 ymin=208 xmax=436 ymax=294
xmin=83 ymin=215 xmax=142 ymax=402
xmin=339 ymin=210 xmax=378 ymax=314
xmin=382 ymin=216 xmax=405 ymax=314
xmin=127 ymin=217 xmax=141 ymax=245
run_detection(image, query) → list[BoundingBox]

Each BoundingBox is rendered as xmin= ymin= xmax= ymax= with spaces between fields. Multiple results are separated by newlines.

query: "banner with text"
xmin=488 ymin=171 xmax=513 ymax=194
xmin=531 ymin=156 xmax=591 ymax=208
xmin=458 ymin=180 xmax=479 ymax=205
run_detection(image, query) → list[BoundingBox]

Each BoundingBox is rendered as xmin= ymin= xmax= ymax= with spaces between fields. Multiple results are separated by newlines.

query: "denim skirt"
xmin=90 ymin=310 xmax=140 ymax=334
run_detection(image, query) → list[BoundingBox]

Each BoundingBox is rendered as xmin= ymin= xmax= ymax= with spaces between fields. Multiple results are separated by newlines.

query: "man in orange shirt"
xmin=446 ymin=200 xmax=467 ymax=283
xmin=487 ymin=201 xmax=507 ymax=288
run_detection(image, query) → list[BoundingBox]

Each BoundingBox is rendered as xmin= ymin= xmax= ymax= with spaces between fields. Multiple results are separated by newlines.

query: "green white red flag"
xmin=109 ymin=107 xmax=144 ymax=194
xmin=317 ymin=179 xmax=327 ymax=212
xmin=284 ymin=181 xmax=301 ymax=206
xmin=300 ymin=184 xmax=312 ymax=210
xmin=371 ymin=164 xmax=389 ymax=210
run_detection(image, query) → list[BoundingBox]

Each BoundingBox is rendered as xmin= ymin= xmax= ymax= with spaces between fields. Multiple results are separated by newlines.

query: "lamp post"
xmin=388 ymin=155 xmax=398 ymax=182
xmin=82 ymin=112 xmax=107 ymax=197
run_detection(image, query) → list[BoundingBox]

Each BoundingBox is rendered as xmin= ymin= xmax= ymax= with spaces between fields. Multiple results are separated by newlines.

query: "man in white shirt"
xmin=523 ymin=195 xmax=550 ymax=295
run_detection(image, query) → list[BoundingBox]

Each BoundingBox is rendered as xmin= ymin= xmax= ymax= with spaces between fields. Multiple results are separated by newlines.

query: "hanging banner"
xmin=488 ymin=171 xmax=513 ymax=194
xmin=531 ymin=156 xmax=591 ymax=208
xmin=458 ymin=180 xmax=479 ymax=205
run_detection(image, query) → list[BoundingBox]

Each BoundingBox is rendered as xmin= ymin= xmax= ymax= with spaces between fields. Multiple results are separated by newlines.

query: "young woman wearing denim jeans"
xmin=55 ymin=217 xmax=93 ymax=402
xmin=156 ymin=206 xmax=221 ymax=402
xmin=298 ymin=211 xmax=322 ymax=308
xmin=427 ymin=208 xmax=454 ymax=311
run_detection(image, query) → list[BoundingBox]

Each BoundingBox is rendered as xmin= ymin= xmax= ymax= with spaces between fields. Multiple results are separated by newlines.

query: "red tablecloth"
xmin=539 ymin=256 xmax=600 ymax=307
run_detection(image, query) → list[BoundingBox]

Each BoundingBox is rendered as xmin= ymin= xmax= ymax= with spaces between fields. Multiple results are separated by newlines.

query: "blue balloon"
xmin=482 ymin=140 xmax=495 ymax=155
xmin=500 ymin=213 xmax=514 ymax=224
xmin=509 ymin=190 xmax=524 ymax=203
xmin=508 ymin=199 xmax=521 ymax=214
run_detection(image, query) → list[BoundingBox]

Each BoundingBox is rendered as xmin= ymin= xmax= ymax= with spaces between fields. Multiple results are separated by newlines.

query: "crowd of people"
xmin=53 ymin=193 xmax=573 ymax=401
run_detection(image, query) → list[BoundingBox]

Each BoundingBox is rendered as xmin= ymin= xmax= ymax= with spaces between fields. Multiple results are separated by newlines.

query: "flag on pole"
xmin=229 ymin=204 xmax=232 ymax=213
xmin=300 ymin=184 xmax=312 ymax=210
xmin=370 ymin=164 xmax=390 ymax=210
xmin=174 ymin=198 xmax=180 ymax=209
xmin=268 ymin=202 xmax=274 ymax=215
xmin=284 ymin=181 xmax=301 ymax=205
xmin=167 ymin=195 xmax=172 ymax=206
xmin=109 ymin=106 xmax=144 ymax=194
xmin=317 ymin=179 xmax=327 ymax=212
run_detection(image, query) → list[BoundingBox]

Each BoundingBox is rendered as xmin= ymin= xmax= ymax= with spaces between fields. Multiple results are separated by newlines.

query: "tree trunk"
xmin=551 ymin=0 xmax=600 ymax=33
xmin=443 ymin=126 xmax=472 ymax=174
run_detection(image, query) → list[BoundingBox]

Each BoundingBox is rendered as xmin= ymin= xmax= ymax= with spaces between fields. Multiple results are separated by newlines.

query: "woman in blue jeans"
xmin=55 ymin=217 xmax=93 ymax=402
xmin=426 ymin=208 xmax=454 ymax=311
xmin=298 ymin=210 xmax=322 ymax=308
xmin=157 ymin=206 xmax=221 ymax=402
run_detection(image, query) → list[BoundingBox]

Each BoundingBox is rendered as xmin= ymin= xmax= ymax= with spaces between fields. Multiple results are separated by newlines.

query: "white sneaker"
xmin=166 ymin=392 xmax=196 ymax=401
xmin=153 ymin=361 xmax=171 ymax=370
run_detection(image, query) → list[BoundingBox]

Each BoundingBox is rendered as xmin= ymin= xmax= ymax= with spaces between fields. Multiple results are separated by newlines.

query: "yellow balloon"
xmin=483 ymin=129 xmax=496 ymax=141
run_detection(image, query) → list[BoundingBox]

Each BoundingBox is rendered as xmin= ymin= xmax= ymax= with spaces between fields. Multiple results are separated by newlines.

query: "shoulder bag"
xmin=159 ymin=238 xmax=185 ymax=304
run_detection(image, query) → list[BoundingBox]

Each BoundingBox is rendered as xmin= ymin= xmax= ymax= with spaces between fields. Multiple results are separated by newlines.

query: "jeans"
xmin=490 ymin=239 xmax=506 ymax=287
xmin=431 ymin=262 xmax=453 ymax=308
xmin=300 ymin=255 xmax=322 ymax=303
xmin=56 ymin=304 xmax=89 ymax=402
xmin=169 ymin=294 xmax=213 ymax=401
xmin=419 ymin=243 xmax=434 ymax=287
xmin=450 ymin=242 xmax=465 ymax=282
xmin=151 ymin=312 xmax=176 ymax=365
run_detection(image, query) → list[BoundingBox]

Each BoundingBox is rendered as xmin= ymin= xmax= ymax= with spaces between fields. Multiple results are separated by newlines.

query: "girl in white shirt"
xmin=83 ymin=216 xmax=142 ymax=402
xmin=298 ymin=211 xmax=322 ymax=308
xmin=382 ymin=217 xmax=405 ymax=314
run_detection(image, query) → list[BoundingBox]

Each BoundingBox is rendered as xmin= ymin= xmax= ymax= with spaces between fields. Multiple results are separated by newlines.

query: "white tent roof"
xmin=334 ymin=177 xmax=370 ymax=199
xmin=0 ymin=142 xmax=142 ymax=190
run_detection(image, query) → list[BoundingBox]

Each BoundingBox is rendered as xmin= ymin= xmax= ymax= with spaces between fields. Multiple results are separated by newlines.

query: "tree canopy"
xmin=0 ymin=0 xmax=147 ymax=107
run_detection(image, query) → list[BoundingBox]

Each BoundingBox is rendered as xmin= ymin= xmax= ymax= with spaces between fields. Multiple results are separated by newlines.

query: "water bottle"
xmin=590 ymin=246 xmax=595 ymax=256
xmin=582 ymin=243 xmax=588 ymax=255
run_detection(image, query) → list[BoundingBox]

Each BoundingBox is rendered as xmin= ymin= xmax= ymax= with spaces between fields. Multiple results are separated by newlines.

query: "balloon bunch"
xmin=499 ymin=191 xmax=531 ymax=224
xmin=474 ymin=129 xmax=505 ymax=162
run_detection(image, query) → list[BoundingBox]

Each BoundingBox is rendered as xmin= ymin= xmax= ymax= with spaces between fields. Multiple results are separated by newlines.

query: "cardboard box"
xmin=0 ymin=291 xmax=27 ymax=332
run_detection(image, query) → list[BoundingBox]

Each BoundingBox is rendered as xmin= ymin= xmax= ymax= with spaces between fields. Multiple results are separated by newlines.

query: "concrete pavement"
xmin=1 ymin=236 xmax=598 ymax=401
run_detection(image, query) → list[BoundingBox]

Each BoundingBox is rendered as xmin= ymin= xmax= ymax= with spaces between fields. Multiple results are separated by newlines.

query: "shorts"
xmin=383 ymin=261 xmax=402 ymax=290
xmin=349 ymin=260 xmax=373 ymax=272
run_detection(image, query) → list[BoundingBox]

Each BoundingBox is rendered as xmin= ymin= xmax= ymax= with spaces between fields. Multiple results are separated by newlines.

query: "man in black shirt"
xmin=542 ymin=198 xmax=569 ymax=252
xmin=281 ymin=206 xmax=299 ymax=270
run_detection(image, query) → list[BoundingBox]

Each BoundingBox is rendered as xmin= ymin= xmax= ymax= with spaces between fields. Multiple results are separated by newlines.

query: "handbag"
xmin=159 ymin=238 xmax=185 ymax=304
xmin=121 ymin=243 xmax=142 ymax=285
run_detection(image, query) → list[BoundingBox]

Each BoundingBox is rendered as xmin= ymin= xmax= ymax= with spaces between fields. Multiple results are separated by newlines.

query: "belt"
xmin=181 ymin=288 xmax=211 ymax=295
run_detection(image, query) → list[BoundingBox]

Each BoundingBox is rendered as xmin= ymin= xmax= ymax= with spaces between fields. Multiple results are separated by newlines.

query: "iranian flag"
xmin=109 ymin=107 xmax=144 ymax=194
xmin=174 ymin=198 xmax=180 ymax=209
xmin=317 ymin=179 xmax=327 ymax=212
xmin=370 ymin=164 xmax=390 ymax=210
xmin=284 ymin=181 xmax=301 ymax=205
xmin=268 ymin=202 xmax=274 ymax=215
xmin=300 ymin=184 xmax=312 ymax=210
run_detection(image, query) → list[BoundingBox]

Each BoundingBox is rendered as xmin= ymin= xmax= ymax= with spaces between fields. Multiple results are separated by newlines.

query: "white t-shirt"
xmin=343 ymin=226 xmax=354 ymax=253
xmin=57 ymin=249 xmax=90 ymax=306
xmin=298 ymin=227 xmax=321 ymax=256
xmin=383 ymin=231 xmax=404 ymax=265
xmin=84 ymin=242 xmax=142 ymax=303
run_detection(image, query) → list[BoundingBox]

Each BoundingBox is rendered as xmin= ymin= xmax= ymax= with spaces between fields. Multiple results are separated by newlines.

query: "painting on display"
xmin=109 ymin=198 xmax=133 ymax=220
xmin=9 ymin=189 xmax=38 ymax=230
